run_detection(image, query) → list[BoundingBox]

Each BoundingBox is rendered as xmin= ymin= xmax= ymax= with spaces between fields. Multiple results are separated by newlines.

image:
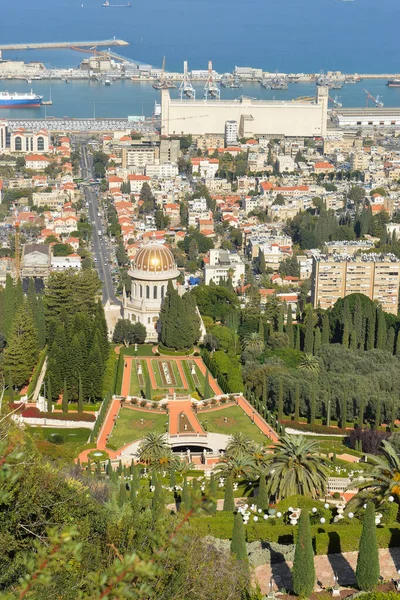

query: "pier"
xmin=0 ymin=40 xmax=129 ymax=51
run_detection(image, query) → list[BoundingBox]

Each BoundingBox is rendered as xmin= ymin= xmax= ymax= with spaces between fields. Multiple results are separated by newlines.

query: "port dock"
xmin=0 ymin=40 xmax=129 ymax=51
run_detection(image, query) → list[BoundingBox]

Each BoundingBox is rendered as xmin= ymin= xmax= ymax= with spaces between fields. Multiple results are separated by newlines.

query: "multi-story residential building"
xmin=32 ymin=191 xmax=65 ymax=209
xmin=159 ymin=139 xmax=180 ymax=164
xmin=122 ymin=144 xmax=156 ymax=169
xmin=188 ymin=197 xmax=211 ymax=227
xmin=191 ymin=157 xmax=219 ymax=178
xmin=128 ymin=174 xmax=151 ymax=194
xmin=204 ymin=249 xmax=245 ymax=286
xmin=225 ymin=120 xmax=238 ymax=146
xmin=277 ymin=155 xmax=296 ymax=173
xmin=145 ymin=163 xmax=178 ymax=179
xmin=323 ymin=240 xmax=375 ymax=255
xmin=311 ymin=253 xmax=400 ymax=314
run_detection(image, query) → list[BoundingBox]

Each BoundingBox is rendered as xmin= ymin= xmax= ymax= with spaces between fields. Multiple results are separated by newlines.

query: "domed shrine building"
xmin=122 ymin=240 xmax=180 ymax=341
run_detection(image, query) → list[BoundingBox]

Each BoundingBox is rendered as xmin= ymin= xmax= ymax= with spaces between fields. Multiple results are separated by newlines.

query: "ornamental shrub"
xmin=223 ymin=477 xmax=235 ymax=512
xmin=292 ymin=510 xmax=315 ymax=598
xmin=356 ymin=502 xmax=380 ymax=591
xmin=230 ymin=512 xmax=247 ymax=561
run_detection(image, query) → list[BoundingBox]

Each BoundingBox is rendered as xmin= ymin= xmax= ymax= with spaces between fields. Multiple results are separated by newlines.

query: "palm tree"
xmin=251 ymin=443 xmax=271 ymax=471
xmin=169 ymin=456 xmax=195 ymax=475
xmin=215 ymin=453 xmax=257 ymax=480
xmin=225 ymin=433 xmax=255 ymax=459
xmin=266 ymin=435 xmax=329 ymax=500
xmin=242 ymin=331 xmax=265 ymax=354
xmin=348 ymin=440 xmax=400 ymax=510
xmin=136 ymin=432 xmax=171 ymax=468
xmin=298 ymin=353 xmax=320 ymax=375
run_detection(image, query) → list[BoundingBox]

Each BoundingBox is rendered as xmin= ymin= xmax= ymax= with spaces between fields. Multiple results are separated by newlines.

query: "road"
xmin=80 ymin=144 xmax=120 ymax=306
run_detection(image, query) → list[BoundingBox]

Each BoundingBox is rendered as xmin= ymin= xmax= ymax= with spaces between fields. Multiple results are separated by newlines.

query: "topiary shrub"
xmin=139 ymin=400 xmax=147 ymax=408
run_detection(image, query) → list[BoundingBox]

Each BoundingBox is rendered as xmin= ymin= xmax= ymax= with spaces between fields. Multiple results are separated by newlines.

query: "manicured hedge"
xmin=102 ymin=348 xmax=118 ymax=398
xmin=158 ymin=344 xmax=193 ymax=356
xmin=89 ymin=391 xmax=113 ymax=443
xmin=189 ymin=516 xmax=400 ymax=555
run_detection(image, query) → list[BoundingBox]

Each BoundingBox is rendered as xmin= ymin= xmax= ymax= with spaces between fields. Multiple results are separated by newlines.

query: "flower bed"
xmin=20 ymin=406 xmax=95 ymax=422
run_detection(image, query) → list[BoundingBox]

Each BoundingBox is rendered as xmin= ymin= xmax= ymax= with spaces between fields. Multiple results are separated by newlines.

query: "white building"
xmin=277 ymin=155 xmax=296 ymax=173
xmin=128 ymin=174 xmax=151 ymax=194
xmin=51 ymin=254 xmax=82 ymax=271
xmin=204 ymin=249 xmax=245 ymax=286
xmin=145 ymin=163 xmax=179 ymax=179
xmin=122 ymin=241 xmax=180 ymax=342
xmin=188 ymin=197 xmax=211 ymax=227
xmin=10 ymin=129 xmax=50 ymax=154
xmin=225 ymin=120 xmax=238 ymax=146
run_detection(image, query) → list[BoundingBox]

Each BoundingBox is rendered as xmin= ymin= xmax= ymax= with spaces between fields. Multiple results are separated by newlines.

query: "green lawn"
xmin=26 ymin=427 xmax=91 ymax=461
xmin=199 ymin=406 xmax=270 ymax=445
xmin=129 ymin=362 xmax=142 ymax=396
xmin=107 ymin=408 xmax=168 ymax=450
xmin=183 ymin=361 xmax=206 ymax=395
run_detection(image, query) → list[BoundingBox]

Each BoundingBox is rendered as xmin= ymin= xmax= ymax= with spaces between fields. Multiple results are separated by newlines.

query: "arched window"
xmin=15 ymin=136 xmax=22 ymax=151
xmin=139 ymin=284 xmax=142 ymax=298
xmin=37 ymin=136 xmax=44 ymax=151
xmin=153 ymin=285 xmax=157 ymax=299
xmin=146 ymin=285 xmax=150 ymax=299
xmin=161 ymin=285 xmax=165 ymax=299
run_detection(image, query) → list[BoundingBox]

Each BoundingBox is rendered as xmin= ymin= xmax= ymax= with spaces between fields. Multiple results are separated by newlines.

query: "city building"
xmin=161 ymin=87 xmax=328 ymax=137
xmin=21 ymin=244 xmax=51 ymax=280
xmin=10 ymin=129 xmax=50 ymax=154
xmin=25 ymin=154 xmax=51 ymax=170
xmin=311 ymin=253 xmax=400 ymax=314
xmin=159 ymin=138 xmax=180 ymax=164
xmin=204 ymin=249 xmax=245 ymax=286
xmin=333 ymin=108 xmax=400 ymax=129
xmin=122 ymin=240 xmax=180 ymax=341
xmin=225 ymin=120 xmax=238 ymax=146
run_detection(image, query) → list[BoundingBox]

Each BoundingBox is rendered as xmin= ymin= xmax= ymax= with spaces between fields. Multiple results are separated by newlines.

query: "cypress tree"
xmin=295 ymin=325 xmax=301 ymax=351
xmin=355 ymin=502 xmax=380 ymax=591
xmin=292 ymin=510 xmax=315 ymax=598
xmin=294 ymin=382 xmax=300 ymax=422
xmin=230 ymin=512 xmax=247 ymax=561
xmin=181 ymin=477 xmax=191 ymax=512
xmin=152 ymin=478 xmax=164 ymax=513
xmin=277 ymin=305 xmax=284 ymax=333
xmin=256 ymin=472 xmax=268 ymax=510
xmin=396 ymin=331 xmax=400 ymax=356
xmin=349 ymin=329 xmax=357 ymax=351
xmin=46 ymin=377 xmax=52 ymax=413
xmin=308 ymin=386 xmax=316 ymax=425
xmin=62 ymin=379 xmax=69 ymax=413
xmin=390 ymin=395 xmax=397 ymax=433
xmin=262 ymin=378 xmax=268 ymax=406
xmin=130 ymin=484 xmax=138 ymax=509
xmin=169 ymin=469 xmax=176 ymax=488
xmin=321 ymin=312 xmax=330 ymax=345
xmin=96 ymin=460 xmax=102 ymax=477
xmin=386 ymin=327 xmax=395 ymax=354
xmin=286 ymin=306 xmax=293 ymax=348
xmin=258 ymin=317 xmax=264 ymax=342
xmin=340 ymin=393 xmax=348 ymax=429
xmin=304 ymin=313 xmax=314 ymax=354
xmin=353 ymin=297 xmax=363 ymax=348
xmin=366 ymin=307 xmax=376 ymax=351
xmin=117 ymin=482 xmax=128 ymax=507
xmin=313 ymin=327 xmax=321 ymax=354
xmin=374 ymin=398 xmax=381 ymax=428
xmin=277 ymin=379 xmax=284 ymax=421
xmin=223 ymin=476 xmax=235 ymax=512
xmin=358 ymin=395 xmax=365 ymax=428
xmin=209 ymin=473 xmax=218 ymax=514
xmin=376 ymin=307 xmax=386 ymax=350
xmin=258 ymin=250 xmax=266 ymax=274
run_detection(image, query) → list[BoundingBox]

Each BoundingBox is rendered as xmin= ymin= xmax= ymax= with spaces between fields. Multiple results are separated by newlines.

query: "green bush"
xmin=102 ymin=349 xmax=117 ymax=397
xmin=158 ymin=344 xmax=193 ymax=356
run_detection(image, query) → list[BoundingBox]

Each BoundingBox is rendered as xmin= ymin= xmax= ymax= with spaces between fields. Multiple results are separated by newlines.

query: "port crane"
xmin=152 ymin=56 xmax=176 ymax=90
xmin=329 ymin=95 xmax=342 ymax=108
xmin=204 ymin=61 xmax=220 ymax=100
xmin=363 ymin=89 xmax=384 ymax=108
xmin=179 ymin=60 xmax=195 ymax=100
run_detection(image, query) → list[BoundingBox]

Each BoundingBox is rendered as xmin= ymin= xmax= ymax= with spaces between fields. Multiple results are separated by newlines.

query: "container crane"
xmin=329 ymin=95 xmax=342 ymax=108
xmin=179 ymin=60 xmax=195 ymax=100
xmin=363 ymin=89 xmax=384 ymax=108
xmin=204 ymin=61 xmax=220 ymax=100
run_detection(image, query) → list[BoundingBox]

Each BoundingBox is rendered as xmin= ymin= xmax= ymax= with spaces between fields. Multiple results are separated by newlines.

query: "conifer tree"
xmin=223 ymin=476 xmax=235 ymax=512
xmin=355 ymin=502 xmax=380 ymax=591
xmin=286 ymin=306 xmax=293 ymax=348
xmin=342 ymin=299 xmax=351 ymax=349
xmin=376 ymin=307 xmax=387 ymax=350
xmin=262 ymin=378 xmax=268 ymax=406
xmin=295 ymin=325 xmax=301 ymax=351
xmin=78 ymin=374 xmax=84 ymax=413
xmin=358 ymin=395 xmax=365 ymax=428
xmin=209 ymin=473 xmax=218 ymax=514
xmin=366 ymin=307 xmax=376 ymax=351
xmin=321 ymin=312 xmax=330 ymax=345
xmin=374 ymin=398 xmax=381 ymax=428
xmin=46 ymin=377 xmax=52 ymax=413
xmin=308 ymin=386 xmax=316 ymax=425
xmin=118 ymin=482 xmax=128 ymax=507
xmin=349 ymin=329 xmax=357 ymax=351
xmin=258 ymin=250 xmax=266 ymax=274
xmin=230 ymin=512 xmax=247 ymax=561
xmin=3 ymin=274 xmax=15 ymax=338
xmin=152 ymin=478 xmax=164 ymax=513
xmin=256 ymin=472 xmax=268 ymax=511
xmin=294 ymin=382 xmax=300 ymax=422
xmin=386 ymin=327 xmax=395 ymax=354
xmin=390 ymin=395 xmax=397 ymax=432
xmin=313 ymin=327 xmax=321 ymax=354
xmin=292 ymin=510 xmax=315 ymax=597
xmin=62 ymin=379 xmax=69 ymax=413
xmin=181 ymin=477 xmax=191 ymax=512
xmin=353 ymin=297 xmax=363 ymax=347
xmin=4 ymin=304 xmax=39 ymax=388
xmin=258 ymin=317 xmax=264 ymax=342
xmin=277 ymin=379 xmax=284 ymax=421
xmin=8 ymin=371 xmax=14 ymax=404
xmin=396 ymin=332 xmax=400 ymax=356
xmin=340 ymin=393 xmax=348 ymax=429
xmin=169 ymin=469 xmax=176 ymax=488
xmin=130 ymin=484 xmax=138 ymax=509
xmin=304 ymin=313 xmax=314 ymax=354
xmin=277 ymin=305 xmax=284 ymax=333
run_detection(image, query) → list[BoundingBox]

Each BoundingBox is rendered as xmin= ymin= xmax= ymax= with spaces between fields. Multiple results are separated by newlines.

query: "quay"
xmin=0 ymin=39 xmax=129 ymax=51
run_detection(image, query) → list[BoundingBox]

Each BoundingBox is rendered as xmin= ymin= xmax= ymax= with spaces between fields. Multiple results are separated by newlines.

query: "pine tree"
xmin=4 ymin=304 xmax=39 ymax=388
xmin=181 ymin=477 xmax=191 ymax=512
xmin=62 ymin=379 xmax=69 ymax=413
xmin=286 ymin=306 xmax=293 ymax=348
xmin=230 ymin=512 xmax=247 ymax=561
xmin=256 ymin=472 xmax=268 ymax=511
xmin=223 ymin=476 xmax=235 ymax=512
xmin=277 ymin=379 xmax=284 ymax=421
xmin=321 ymin=312 xmax=330 ymax=345
xmin=46 ymin=377 xmax=52 ymax=413
xmin=292 ymin=510 xmax=315 ymax=598
xmin=355 ymin=502 xmax=380 ymax=591
xmin=304 ymin=313 xmax=314 ymax=354
xmin=294 ymin=382 xmax=300 ymax=422
xmin=313 ymin=327 xmax=321 ymax=354
xmin=376 ymin=307 xmax=387 ymax=350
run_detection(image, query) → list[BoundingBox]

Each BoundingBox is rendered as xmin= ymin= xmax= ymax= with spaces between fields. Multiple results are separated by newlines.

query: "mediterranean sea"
xmin=0 ymin=0 xmax=399 ymax=118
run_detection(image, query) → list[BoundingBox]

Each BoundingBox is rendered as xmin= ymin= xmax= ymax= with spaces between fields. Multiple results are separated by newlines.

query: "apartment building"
xmin=204 ymin=249 xmax=245 ymax=286
xmin=311 ymin=253 xmax=400 ymax=314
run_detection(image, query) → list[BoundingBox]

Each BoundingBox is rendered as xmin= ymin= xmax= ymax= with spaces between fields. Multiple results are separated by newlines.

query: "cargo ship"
xmin=387 ymin=79 xmax=400 ymax=87
xmin=0 ymin=91 xmax=43 ymax=108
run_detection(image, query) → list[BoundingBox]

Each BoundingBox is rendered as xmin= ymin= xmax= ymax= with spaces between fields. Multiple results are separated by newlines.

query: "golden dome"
xmin=131 ymin=241 xmax=179 ymax=280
